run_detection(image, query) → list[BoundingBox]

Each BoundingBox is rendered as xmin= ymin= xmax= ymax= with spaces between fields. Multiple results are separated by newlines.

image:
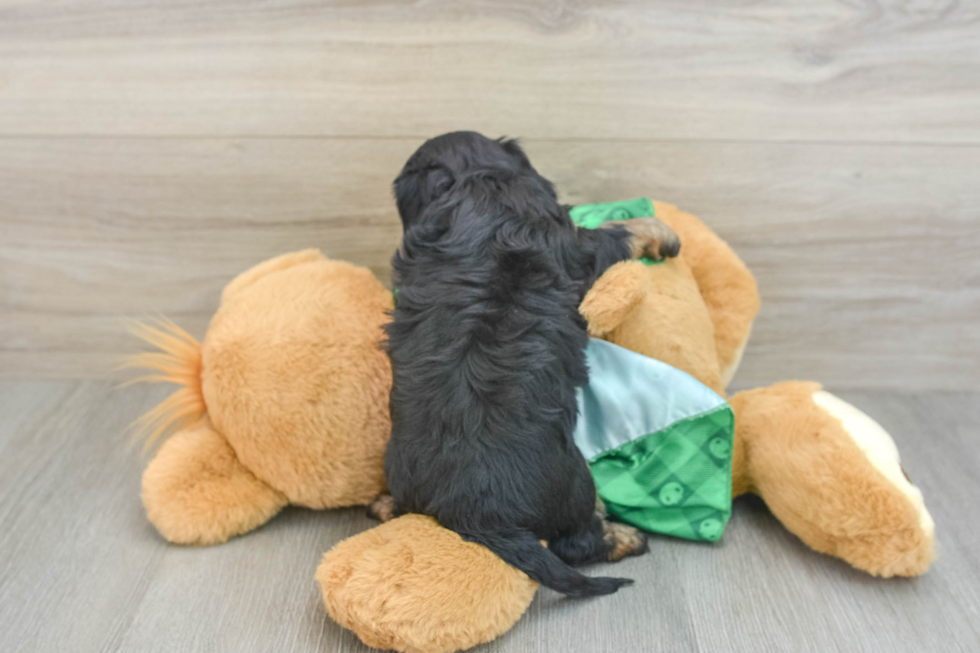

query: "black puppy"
xmin=379 ymin=132 xmax=679 ymax=597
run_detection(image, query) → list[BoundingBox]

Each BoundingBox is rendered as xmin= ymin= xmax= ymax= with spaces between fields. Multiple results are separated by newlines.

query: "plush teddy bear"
xmin=127 ymin=201 xmax=934 ymax=653
xmin=127 ymin=250 xmax=393 ymax=545
xmin=314 ymin=201 xmax=935 ymax=653
xmin=577 ymin=201 xmax=934 ymax=575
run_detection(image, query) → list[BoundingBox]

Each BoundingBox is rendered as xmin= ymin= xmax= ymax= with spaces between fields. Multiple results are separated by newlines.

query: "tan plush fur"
xmin=580 ymin=257 xmax=725 ymax=395
xmin=128 ymin=205 xmax=933 ymax=653
xmin=128 ymin=250 xmax=393 ymax=544
xmin=122 ymin=319 xmax=205 ymax=449
xmin=576 ymin=211 xmax=934 ymax=577
xmin=142 ymin=419 xmax=288 ymax=545
xmin=220 ymin=248 xmax=326 ymax=305
xmin=317 ymin=515 xmax=538 ymax=653
xmin=202 ymin=252 xmax=393 ymax=509
xmin=652 ymin=202 xmax=760 ymax=385
xmin=730 ymin=384 xmax=936 ymax=577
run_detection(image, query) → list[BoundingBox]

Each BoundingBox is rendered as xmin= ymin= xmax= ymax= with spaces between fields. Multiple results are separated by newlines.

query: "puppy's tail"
xmin=461 ymin=528 xmax=632 ymax=598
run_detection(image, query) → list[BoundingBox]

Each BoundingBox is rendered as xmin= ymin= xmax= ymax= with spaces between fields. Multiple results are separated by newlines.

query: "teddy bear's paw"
xmin=142 ymin=420 xmax=288 ymax=545
xmin=317 ymin=514 xmax=538 ymax=653
xmin=603 ymin=520 xmax=649 ymax=562
xmin=811 ymin=390 xmax=936 ymax=577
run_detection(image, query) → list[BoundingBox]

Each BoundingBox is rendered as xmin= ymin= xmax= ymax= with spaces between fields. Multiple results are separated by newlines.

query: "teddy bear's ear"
xmin=580 ymin=261 xmax=648 ymax=337
xmin=221 ymin=249 xmax=326 ymax=306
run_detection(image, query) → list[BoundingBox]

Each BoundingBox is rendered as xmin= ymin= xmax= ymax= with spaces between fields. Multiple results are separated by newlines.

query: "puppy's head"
xmin=393 ymin=131 xmax=557 ymax=230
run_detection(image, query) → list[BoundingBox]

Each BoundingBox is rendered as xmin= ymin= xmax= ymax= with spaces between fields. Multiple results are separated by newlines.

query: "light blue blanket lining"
xmin=573 ymin=339 xmax=728 ymax=461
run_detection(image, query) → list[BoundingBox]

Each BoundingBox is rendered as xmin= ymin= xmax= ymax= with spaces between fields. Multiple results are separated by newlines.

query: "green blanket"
xmin=571 ymin=200 xmax=735 ymax=542
xmin=569 ymin=197 xmax=663 ymax=266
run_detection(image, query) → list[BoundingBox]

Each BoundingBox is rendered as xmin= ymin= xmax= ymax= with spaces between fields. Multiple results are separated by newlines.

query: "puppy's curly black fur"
xmin=384 ymin=132 xmax=669 ymax=597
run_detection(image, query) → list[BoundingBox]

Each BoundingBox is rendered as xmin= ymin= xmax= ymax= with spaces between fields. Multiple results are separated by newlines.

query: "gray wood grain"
xmin=1 ymin=0 xmax=979 ymax=143
xmin=0 ymin=381 xmax=978 ymax=652
xmin=2 ymin=138 xmax=977 ymax=388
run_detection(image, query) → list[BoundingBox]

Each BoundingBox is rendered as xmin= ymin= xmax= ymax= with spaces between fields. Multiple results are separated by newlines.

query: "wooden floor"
xmin=2 ymin=1 xmax=980 ymax=652
xmin=0 ymin=380 xmax=977 ymax=653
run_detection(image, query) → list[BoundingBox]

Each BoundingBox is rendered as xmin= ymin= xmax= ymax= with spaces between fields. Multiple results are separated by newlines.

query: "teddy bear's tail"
xmin=120 ymin=318 xmax=206 ymax=450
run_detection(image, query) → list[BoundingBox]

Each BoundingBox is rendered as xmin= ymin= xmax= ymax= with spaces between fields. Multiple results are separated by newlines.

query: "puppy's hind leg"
xmin=366 ymin=493 xmax=396 ymax=523
xmin=595 ymin=495 xmax=608 ymax=518
xmin=550 ymin=512 xmax=648 ymax=565
xmin=603 ymin=519 xmax=649 ymax=562
xmin=592 ymin=496 xmax=648 ymax=562
xmin=549 ymin=513 xmax=613 ymax=566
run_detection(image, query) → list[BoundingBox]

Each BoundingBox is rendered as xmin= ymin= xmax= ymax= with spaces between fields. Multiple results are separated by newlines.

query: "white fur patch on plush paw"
xmin=812 ymin=391 xmax=934 ymax=539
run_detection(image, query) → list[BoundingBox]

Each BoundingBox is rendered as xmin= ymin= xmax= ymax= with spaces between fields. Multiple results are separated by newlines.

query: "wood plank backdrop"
xmin=1 ymin=0 xmax=978 ymax=388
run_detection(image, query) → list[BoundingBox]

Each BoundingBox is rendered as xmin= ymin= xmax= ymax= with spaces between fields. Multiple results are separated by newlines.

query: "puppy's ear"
xmin=497 ymin=137 xmax=527 ymax=160
xmin=579 ymin=261 xmax=647 ymax=337
xmin=497 ymin=137 xmax=536 ymax=173
xmin=498 ymin=137 xmax=557 ymax=201
xmin=394 ymin=170 xmax=424 ymax=228
xmin=394 ymin=167 xmax=454 ymax=229
xmin=424 ymin=167 xmax=454 ymax=201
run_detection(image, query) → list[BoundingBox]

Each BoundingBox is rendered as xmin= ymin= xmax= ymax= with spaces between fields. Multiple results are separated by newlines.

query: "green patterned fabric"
xmin=568 ymin=198 xmax=663 ymax=265
xmin=576 ymin=340 xmax=734 ymax=542
xmin=569 ymin=197 xmax=655 ymax=229
xmin=588 ymin=403 xmax=734 ymax=542
xmin=568 ymin=209 xmax=735 ymax=540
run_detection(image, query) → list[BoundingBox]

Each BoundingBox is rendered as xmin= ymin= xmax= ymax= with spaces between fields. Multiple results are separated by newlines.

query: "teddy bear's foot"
xmin=731 ymin=382 xmax=936 ymax=577
xmin=603 ymin=520 xmax=649 ymax=562
xmin=318 ymin=514 xmax=538 ymax=653
xmin=142 ymin=419 xmax=288 ymax=545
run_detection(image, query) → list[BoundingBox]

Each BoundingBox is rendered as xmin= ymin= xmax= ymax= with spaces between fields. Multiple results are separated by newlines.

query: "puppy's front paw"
xmin=628 ymin=217 xmax=680 ymax=261
xmin=651 ymin=229 xmax=681 ymax=260
xmin=603 ymin=520 xmax=649 ymax=562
